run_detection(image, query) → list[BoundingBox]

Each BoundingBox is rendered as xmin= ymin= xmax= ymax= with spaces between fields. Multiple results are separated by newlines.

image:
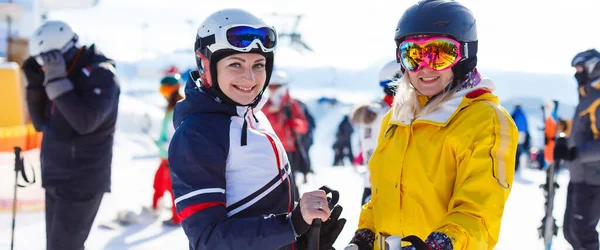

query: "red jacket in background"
xmin=263 ymin=92 xmax=308 ymax=152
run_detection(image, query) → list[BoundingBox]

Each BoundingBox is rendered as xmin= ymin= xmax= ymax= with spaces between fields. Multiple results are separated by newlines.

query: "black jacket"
xmin=24 ymin=45 xmax=120 ymax=192
xmin=567 ymin=80 xmax=600 ymax=185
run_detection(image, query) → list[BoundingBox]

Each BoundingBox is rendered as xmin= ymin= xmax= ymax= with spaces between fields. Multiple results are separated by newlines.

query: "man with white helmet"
xmin=22 ymin=20 xmax=120 ymax=250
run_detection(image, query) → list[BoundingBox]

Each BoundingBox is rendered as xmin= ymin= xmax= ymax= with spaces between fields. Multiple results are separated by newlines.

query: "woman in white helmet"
xmin=168 ymin=9 xmax=345 ymax=250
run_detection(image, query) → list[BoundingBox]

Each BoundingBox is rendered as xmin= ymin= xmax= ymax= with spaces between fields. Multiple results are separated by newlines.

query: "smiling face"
xmin=216 ymin=53 xmax=267 ymax=105
xmin=406 ymin=66 xmax=454 ymax=96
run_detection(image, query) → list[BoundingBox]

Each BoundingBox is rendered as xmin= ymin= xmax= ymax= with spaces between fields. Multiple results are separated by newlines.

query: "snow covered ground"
xmin=0 ymin=87 xmax=587 ymax=250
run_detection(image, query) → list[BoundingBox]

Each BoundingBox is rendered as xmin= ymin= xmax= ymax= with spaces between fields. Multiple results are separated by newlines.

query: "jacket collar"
xmin=389 ymin=77 xmax=498 ymax=127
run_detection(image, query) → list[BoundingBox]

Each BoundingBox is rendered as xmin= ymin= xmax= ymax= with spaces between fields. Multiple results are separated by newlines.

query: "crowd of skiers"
xmin=17 ymin=0 xmax=600 ymax=249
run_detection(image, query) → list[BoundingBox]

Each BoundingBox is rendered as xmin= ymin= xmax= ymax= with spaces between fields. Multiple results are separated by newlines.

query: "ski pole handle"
xmin=319 ymin=185 xmax=339 ymax=208
xmin=307 ymin=186 xmax=340 ymax=250
xmin=13 ymin=147 xmax=22 ymax=172
xmin=308 ymin=218 xmax=322 ymax=250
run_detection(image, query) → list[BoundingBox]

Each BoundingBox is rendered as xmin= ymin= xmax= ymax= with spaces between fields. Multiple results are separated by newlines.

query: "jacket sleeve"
xmin=289 ymin=99 xmax=309 ymax=135
xmin=577 ymin=99 xmax=600 ymax=164
xmin=50 ymin=67 xmax=120 ymax=135
xmin=168 ymin=118 xmax=297 ymax=250
xmin=22 ymin=57 xmax=48 ymax=131
xmin=432 ymin=103 xmax=518 ymax=250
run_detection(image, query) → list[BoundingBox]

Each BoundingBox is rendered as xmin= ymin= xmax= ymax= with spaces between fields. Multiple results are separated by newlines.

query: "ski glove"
xmin=553 ymin=137 xmax=576 ymax=161
xmin=22 ymin=56 xmax=45 ymax=88
xmin=400 ymin=233 xmax=454 ymax=250
xmin=297 ymin=205 xmax=347 ymax=250
xmin=347 ymin=228 xmax=375 ymax=250
xmin=40 ymin=50 xmax=74 ymax=100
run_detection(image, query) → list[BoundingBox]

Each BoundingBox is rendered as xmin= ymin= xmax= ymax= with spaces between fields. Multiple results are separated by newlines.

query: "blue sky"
xmin=45 ymin=0 xmax=600 ymax=74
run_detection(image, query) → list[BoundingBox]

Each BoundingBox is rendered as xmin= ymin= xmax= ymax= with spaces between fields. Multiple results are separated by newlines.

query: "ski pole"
xmin=308 ymin=186 xmax=339 ymax=250
xmin=10 ymin=146 xmax=36 ymax=250
xmin=11 ymin=147 xmax=22 ymax=250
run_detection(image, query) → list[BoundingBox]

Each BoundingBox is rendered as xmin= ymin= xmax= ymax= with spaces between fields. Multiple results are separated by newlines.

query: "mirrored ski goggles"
xmin=225 ymin=25 xmax=277 ymax=52
xmin=398 ymin=37 xmax=462 ymax=72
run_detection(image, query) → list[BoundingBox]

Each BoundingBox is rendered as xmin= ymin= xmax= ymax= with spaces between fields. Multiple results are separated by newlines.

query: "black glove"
xmin=347 ymin=228 xmax=375 ymax=250
xmin=22 ymin=56 xmax=45 ymax=89
xmin=298 ymin=205 xmax=347 ymax=250
xmin=553 ymin=136 xmax=576 ymax=161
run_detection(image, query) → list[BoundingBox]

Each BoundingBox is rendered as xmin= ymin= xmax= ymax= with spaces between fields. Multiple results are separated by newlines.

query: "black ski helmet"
xmin=394 ymin=0 xmax=478 ymax=81
xmin=571 ymin=49 xmax=600 ymax=85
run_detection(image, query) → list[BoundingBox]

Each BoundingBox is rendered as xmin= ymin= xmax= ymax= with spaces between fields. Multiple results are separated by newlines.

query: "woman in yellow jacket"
xmin=345 ymin=1 xmax=519 ymax=250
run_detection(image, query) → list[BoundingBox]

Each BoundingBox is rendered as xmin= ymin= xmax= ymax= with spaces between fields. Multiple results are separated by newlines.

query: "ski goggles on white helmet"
xmin=203 ymin=24 xmax=277 ymax=53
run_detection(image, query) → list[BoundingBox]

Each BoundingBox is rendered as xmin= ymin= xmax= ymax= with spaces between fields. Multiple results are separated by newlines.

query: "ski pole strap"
xmin=14 ymin=147 xmax=36 ymax=188
xmin=17 ymin=165 xmax=36 ymax=188
xmin=319 ymin=185 xmax=340 ymax=209
xmin=401 ymin=235 xmax=430 ymax=250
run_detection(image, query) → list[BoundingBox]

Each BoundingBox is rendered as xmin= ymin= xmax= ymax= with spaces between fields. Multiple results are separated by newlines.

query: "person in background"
xmin=555 ymin=49 xmax=600 ymax=250
xmin=511 ymin=104 xmax=530 ymax=170
xmin=350 ymin=59 xmax=400 ymax=206
xmin=149 ymin=75 xmax=183 ymax=226
xmin=332 ymin=115 xmax=355 ymax=167
xmin=295 ymin=98 xmax=316 ymax=181
xmin=22 ymin=20 xmax=120 ymax=250
xmin=263 ymin=69 xmax=310 ymax=186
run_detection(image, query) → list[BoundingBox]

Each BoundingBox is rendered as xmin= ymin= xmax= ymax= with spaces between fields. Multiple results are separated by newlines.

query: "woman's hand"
xmin=299 ymin=190 xmax=331 ymax=224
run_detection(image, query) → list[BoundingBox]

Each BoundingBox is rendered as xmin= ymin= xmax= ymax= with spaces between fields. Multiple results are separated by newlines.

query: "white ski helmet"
xmin=29 ymin=21 xmax=79 ymax=57
xmin=194 ymin=8 xmax=277 ymax=107
xmin=270 ymin=70 xmax=289 ymax=86
xmin=379 ymin=60 xmax=402 ymax=88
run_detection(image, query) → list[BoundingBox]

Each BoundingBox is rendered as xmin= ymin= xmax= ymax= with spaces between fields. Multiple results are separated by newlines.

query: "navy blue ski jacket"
xmin=24 ymin=45 xmax=120 ymax=193
xmin=169 ymin=71 xmax=300 ymax=250
xmin=567 ymin=79 xmax=600 ymax=185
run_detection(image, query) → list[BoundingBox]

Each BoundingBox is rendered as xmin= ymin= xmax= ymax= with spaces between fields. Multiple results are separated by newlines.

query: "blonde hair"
xmin=390 ymin=72 xmax=457 ymax=124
